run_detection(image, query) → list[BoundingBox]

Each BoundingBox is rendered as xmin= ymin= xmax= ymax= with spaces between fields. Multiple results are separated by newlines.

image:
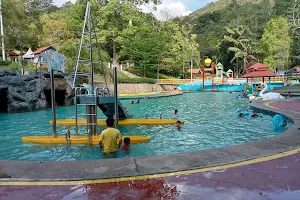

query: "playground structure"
xmin=202 ymin=58 xmax=215 ymax=92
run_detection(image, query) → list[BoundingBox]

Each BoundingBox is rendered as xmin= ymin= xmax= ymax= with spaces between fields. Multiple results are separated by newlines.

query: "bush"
xmin=0 ymin=60 xmax=12 ymax=66
xmin=0 ymin=63 xmax=19 ymax=72
xmin=289 ymin=77 xmax=300 ymax=81
xmin=126 ymin=68 xmax=175 ymax=79
xmin=118 ymin=77 xmax=156 ymax=84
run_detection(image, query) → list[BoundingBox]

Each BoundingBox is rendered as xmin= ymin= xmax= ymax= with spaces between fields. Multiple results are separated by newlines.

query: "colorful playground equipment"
xmin=202 ymin=58 xmax=215 ymax=92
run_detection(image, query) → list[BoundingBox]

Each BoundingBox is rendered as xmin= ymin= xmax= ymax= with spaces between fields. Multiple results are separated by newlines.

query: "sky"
xmin=53 ymin=0 xmax=217 ymax=19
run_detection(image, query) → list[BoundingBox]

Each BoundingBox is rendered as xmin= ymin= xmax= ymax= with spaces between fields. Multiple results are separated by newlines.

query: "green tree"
xmin=223 ymin=26 xmax=254 ymax=75
xmin=120 ymin=25 xmax=166 ymax=77
xmin=261 ymin=16 xmax=291 ymax=71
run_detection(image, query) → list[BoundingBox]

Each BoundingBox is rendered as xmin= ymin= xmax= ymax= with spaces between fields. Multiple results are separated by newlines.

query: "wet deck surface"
xmin=1 ymin=100 xmax=300 ymax=199
xmin=1 ymin=152 xmax=300 ymax=200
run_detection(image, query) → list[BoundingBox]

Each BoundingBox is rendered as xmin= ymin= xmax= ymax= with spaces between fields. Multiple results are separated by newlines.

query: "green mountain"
xmin=188 ymin=0 xmax=266 ymax=19
xmin=179 ymin=0 xmax=297 ymax=72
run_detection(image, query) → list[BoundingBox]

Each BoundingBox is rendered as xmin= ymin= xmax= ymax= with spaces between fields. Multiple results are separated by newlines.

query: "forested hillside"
xmin=2 ymin=0 xmax=300 ymax=78
xmin=180 ymin=0 xmax=299 ymax=75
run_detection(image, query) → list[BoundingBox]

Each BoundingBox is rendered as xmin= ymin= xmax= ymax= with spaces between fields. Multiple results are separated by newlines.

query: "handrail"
xmin=157 ymin=77 xmax=285 ymax=85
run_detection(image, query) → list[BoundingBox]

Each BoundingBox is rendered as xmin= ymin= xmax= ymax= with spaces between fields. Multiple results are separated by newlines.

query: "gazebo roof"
xmin=227 ymin=69 xmax=233 ymax=73
xmin=242 ymin=70 xmax=276 ymax=78
xmin=248 ymin=63 xmax=269 ymax=70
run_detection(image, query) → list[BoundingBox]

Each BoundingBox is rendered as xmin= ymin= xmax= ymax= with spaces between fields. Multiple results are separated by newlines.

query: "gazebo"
xmin=242 ymin=63 xmax=276 ymax=89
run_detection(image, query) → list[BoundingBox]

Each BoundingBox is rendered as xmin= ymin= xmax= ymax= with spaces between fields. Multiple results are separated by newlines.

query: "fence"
xmin=157 ymin=77 xmax=285 ymax=85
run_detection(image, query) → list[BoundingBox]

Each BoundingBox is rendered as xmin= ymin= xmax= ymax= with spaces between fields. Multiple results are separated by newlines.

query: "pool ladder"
xmin=65 ymin=129 xmax=92 ymax=146
xmin=74 ymin=87 xmax=98 ymax=136
xmin=64 ymin=87 xmax=99 ymax=146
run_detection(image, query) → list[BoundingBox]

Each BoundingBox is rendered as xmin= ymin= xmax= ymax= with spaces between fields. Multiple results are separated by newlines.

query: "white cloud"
xmin=140 ymin=1 xmax=193 ymax=21
xmin=53 ymin=0 xmax=76 ymax=6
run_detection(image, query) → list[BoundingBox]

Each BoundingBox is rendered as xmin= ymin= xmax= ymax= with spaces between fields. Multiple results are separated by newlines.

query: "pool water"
xmin=0 ymin=93 xmax=287 ymax=161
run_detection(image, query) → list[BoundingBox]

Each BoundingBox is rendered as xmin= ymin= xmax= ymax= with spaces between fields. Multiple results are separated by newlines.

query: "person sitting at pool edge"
xmin=287 ymin=92 xmax=292 ymax=98
xmin=99 ymin=118 xmax=122 ymax=156
xmin=121 ymin=137 xmax=130 ymax=151
xmin=239 ymin=113 xmax=244 ymax=118
xmin=176 ymin=120 xmax=181 ymax=130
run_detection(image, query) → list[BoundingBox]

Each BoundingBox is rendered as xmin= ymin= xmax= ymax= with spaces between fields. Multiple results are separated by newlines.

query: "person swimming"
xmin=121 ymin=137 xmax=130 ymax=151
xmin=176 ymin=120 xmax=181 ymax=130
xmin=239 ymin=113 xmax=245 ymax=118
xmin=251 ymin=110 xmax=260 ymax=118
xmin=174 ymin=109 xmax=179 ymax=115
xmin=131 ymin=101 xmax=134 ymax=104
xmin=137 ymin=99 xmax=140 ymax=104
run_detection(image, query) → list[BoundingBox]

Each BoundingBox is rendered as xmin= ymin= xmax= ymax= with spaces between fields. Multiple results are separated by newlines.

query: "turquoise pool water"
xmin=0 ymin=93 xmax=286 ymax=161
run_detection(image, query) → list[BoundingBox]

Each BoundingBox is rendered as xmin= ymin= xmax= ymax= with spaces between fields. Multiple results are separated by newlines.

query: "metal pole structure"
xmin=72 ymin=1 xmax=89 ymax=88
xmin=190 ymin=58 xmax=193 ymax=82
xmin=113 ymin=66 xmax=119 ymax=129
xmin=202 ymin=63 xmax=205 ymax=92
xmin=0 ymin=0 xmax=5 ymax=61
xmin=50 ymin=68 xmax=57 ymax=138
xmin=87 ymin=3 xmax=94 ymax=92
xmin=212 ymin=62 xmax=215 ymax=92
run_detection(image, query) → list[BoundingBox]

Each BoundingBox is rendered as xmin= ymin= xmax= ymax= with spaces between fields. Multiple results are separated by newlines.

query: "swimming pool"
xmin=177 ymin=82 xmax=284 ymax=91
xmin=0 ymin=92 xmax=287 ymax=161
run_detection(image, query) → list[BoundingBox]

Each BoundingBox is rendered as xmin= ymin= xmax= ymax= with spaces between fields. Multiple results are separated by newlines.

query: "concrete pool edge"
xmin=0 ymin=100 xmax=300 ymax=183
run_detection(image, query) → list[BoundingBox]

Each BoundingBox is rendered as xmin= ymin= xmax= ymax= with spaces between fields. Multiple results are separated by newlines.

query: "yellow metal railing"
xmin=157 ymin=77 xmax=284 ymax=85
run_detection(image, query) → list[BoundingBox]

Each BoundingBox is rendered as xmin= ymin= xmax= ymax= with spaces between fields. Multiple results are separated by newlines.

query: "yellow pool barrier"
xmin=50 ymin=119 xmax=184 ymax=126
xmin=21 ymin=135 xmax=150 ymax=145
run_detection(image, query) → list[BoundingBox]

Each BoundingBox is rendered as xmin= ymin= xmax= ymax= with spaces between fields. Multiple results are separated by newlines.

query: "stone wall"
xmin=104 ymin=83 xmax=175 ymax=94
xmin=0 ymin=69 xmax=48 ymax=113
xmin=0 ymin=69 xmax=73 ymax=113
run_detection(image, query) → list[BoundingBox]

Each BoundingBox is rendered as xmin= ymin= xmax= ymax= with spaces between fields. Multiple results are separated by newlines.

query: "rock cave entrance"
xmin=44 ymin=89 xmax=66 ymax=107
xmin=0 ymin=88 xmax=8 ymax=113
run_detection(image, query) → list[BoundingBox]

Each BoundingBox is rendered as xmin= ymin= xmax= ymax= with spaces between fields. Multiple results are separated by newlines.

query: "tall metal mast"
xmin=0 ymin=0 xmax=6 ymax=61
xmin=71 ymin=1 xmax=96 ymax=89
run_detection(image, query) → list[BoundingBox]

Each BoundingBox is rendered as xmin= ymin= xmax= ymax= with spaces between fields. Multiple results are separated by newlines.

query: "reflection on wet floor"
xmin=1 ymin=153 xmax=300 ymax=200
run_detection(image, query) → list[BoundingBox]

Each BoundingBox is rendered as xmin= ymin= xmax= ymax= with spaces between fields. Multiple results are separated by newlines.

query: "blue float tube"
xmin=236 ymin=108 xmax=249 ymax=117
xmin=273 ymin=114 xmax=285 ymax=128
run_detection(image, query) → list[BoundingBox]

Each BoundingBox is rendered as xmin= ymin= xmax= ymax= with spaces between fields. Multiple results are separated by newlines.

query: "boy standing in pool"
xmin=99 ymin=118 xmax=122 ymax=157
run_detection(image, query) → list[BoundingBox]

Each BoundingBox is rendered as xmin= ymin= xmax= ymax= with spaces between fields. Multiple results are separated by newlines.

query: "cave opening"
xmin=44 ymin=89 xmax=66 ymax=107
xmin=0 ymin=88 xmax=8 ymax=113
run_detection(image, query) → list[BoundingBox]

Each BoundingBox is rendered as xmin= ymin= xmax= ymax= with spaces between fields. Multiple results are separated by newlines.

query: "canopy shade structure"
xmin=22 ymin=48 xmax=34 ymax=59
xmin=248 ymin=63 xmax=269 ymax=71
xmin=242 ymin=70 xmax=276 ymax=78
xmin=242 ymin=63 xmax=276 ymax=78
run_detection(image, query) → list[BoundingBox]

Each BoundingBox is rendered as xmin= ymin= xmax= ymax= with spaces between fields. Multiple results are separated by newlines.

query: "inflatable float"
xmin=236 ymin=108 xmax=249 ymax=117
xmin=50 ymin=119 xmax=184 ymax=126
xmin=272 ymin=114 xmax=287 ymax=128
xmin=22 ymin=135 xmax=150 ymax=145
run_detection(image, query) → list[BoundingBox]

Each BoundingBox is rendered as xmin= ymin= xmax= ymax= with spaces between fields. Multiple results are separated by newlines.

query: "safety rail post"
xmin=113 ymin=66 xmax=119 ymax=129
xmin=202 ymin=63 xmax=205 ymax=92
xmin=88 ymin=129 xmax=91 ymax=147
xmin=75 ymin=88 xmax=79 ymax=136
xmin=50 ymin=68 xmax=57 ymax=138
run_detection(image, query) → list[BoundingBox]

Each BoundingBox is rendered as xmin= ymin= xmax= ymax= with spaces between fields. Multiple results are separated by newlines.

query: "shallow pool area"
xmin=0 ymin=92 xmax=287 ymax=161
